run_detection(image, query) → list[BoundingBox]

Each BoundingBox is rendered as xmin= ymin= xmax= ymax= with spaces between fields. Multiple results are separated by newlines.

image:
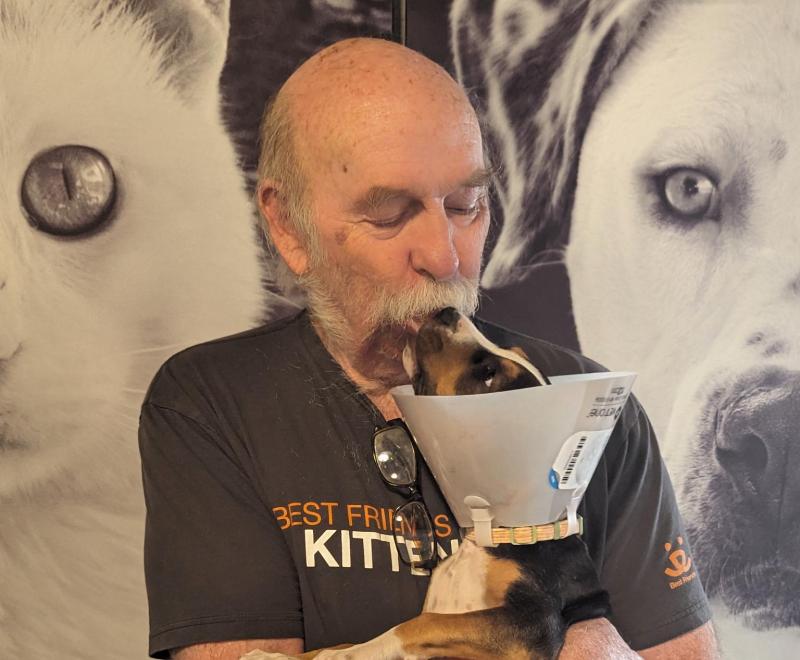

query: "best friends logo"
xmin=664 ymin=536 xmax=697 ymax=589
xmin=272 ymin=500 xmax=459 ymax=572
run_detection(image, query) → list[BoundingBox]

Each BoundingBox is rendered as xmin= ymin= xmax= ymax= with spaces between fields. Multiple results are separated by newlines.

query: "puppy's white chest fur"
xmin=422 ymin=537 xmax=491 ymax=613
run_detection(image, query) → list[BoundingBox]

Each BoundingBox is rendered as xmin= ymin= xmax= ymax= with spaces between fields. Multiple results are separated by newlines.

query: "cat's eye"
xmin=21 ymin=145 xmax=116 ymax=236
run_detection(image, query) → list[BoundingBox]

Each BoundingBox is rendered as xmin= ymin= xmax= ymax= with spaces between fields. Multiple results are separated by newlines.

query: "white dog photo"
xmin=453 ymin=0 xmax=800 ymax=657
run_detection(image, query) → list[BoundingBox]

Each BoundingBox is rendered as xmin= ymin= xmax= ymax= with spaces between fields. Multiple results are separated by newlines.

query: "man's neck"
xmin=328 ymin=346 xmax=406 ymax=420
xmin=311 ymin=318 xmax=408 ymax=421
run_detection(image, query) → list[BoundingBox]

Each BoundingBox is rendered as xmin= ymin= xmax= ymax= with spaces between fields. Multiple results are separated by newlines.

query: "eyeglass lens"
xmin=394 ymin=500 xmax=436 ymax=566
xmin=374 ymin=426 xmax=416 ymax=487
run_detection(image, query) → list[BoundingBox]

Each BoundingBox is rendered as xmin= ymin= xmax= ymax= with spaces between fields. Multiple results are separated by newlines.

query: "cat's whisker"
xmin=115 ymin=412 xmax=140 ymax=424
xmin=116 ymin=402 xmax=147 ymax=418
xmin=126 ymin=342 xmax=187 ymax=356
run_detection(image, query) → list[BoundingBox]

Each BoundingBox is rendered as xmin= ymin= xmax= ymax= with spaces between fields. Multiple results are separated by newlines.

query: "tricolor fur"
xmin=404 ymin=307 xmax=548 ymax=395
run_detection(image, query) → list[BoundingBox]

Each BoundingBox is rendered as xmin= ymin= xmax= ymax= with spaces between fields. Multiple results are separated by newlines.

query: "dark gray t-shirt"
xmin=138 ymin=310 xmax=711 ymax=658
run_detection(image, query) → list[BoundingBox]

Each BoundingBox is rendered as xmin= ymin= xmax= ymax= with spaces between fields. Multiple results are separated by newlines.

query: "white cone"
xmin=391 ymin=372 xmax=637 ymax=533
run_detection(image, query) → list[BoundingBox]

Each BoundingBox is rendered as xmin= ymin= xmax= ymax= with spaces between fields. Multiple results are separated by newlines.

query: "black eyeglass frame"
xmin=372 ymin=419 xmax=439 ymax=572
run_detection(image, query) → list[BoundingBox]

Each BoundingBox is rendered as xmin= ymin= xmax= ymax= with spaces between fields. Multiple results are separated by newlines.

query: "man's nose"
xmin=409 ymin=211 xmax=459 ymax=281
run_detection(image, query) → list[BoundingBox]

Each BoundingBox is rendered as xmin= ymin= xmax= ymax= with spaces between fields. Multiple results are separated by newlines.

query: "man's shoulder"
xmin=174 ymin=307 xmax=306 ymax=362
xmin=474 ymin=317 xmax=606 ymax=378
xmin=143 ymin=309 xmax=310 ymax=407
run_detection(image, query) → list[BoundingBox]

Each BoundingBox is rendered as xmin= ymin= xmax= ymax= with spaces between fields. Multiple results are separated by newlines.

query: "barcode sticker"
xmin=549 ymin=430 xmax=613 ymax=490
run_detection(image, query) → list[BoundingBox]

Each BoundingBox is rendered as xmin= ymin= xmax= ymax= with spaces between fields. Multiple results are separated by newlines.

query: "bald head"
xmin=257 ymin=38 xmax=478 ymax=207
xmin=256 ymin=37 xmax=484 ymax=265
xmin=283 ymin=38 xmax=477 ymax=177
xmin=288 ymin=39 xmax=468 ymax=127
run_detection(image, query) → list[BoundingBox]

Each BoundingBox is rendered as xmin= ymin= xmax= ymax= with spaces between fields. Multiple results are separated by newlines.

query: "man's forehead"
xmin=349 ymin=168 xmax=492 ymax=214
xmin=297 ymin=100 xmax=484 ymax=199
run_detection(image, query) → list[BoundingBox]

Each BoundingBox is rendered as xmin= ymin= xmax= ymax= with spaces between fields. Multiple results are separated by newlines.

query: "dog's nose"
xmin=715 ymin=369 xmax=800 ymax=527
xmin=434 ymin=307 xmax=460 ymax=329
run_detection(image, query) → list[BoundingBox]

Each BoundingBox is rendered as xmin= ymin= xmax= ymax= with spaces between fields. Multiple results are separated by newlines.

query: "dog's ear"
xmin=452 ymin=0 xmax=660 ymax=286
xmin=509 ymin=346 xmax=530 ymax=360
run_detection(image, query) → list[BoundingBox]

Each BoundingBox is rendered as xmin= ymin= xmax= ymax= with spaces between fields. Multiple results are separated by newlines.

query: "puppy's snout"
xmin=715 ymin=369 xmax=800 ymax=530
xmin=434 ymin=307 xmax=460 ymax=329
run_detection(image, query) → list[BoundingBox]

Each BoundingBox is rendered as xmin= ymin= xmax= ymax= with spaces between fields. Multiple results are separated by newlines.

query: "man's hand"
xmin=640 ymin=621 xmax=719 ymax=660
xmin=172 ymin=638 xmax=303 ymax=660
xmin=239 ymin=651 xmax=298 ymax=660
xmin=559 ymin=618 xmax=642 ymax=659
xmin=558 ymin=619 xmax=719 ymax=659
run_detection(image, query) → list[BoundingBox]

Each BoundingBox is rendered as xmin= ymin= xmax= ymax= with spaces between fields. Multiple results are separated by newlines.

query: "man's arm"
xmin=168 ymin=618 xmax=720 ymax=660
xmin=139 ymin=396 xmax=304 ymax=657
xmin=640 ymin=621 xmax=718 ymax=660
xmin=172 ymin=637 xmax=304 ymax=660
xmin=558 ymin=618 xmax=718 ymax=659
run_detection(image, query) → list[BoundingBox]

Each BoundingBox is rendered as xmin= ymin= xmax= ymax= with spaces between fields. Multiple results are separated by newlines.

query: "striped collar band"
xmin=464 ymin=516 xmax=583 ymax=545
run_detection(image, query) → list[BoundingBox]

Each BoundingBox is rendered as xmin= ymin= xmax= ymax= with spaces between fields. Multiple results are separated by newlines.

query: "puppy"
xmin=405 ymin=307 xmax=550 ymax=395
xmin=259 ymin=307 xmax=608 ymax=660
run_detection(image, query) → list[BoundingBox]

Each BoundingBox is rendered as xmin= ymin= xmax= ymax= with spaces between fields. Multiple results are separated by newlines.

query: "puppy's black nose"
xmin=434 ymin=307 xmax=460 ymax=329
xmin=715 ymin=369 xmax=800 ymax=540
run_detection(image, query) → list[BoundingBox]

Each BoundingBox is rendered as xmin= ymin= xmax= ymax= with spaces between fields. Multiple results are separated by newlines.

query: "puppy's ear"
xmin=509 ymin=346 xmax=530 ymax=360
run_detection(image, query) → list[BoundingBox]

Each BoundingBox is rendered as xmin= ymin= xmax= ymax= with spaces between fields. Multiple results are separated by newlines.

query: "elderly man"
xmin=138 ymin=38 xmax=716 ymax=659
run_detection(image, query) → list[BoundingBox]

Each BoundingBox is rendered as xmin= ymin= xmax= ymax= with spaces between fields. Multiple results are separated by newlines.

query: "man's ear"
xmin=257 ymin=180 xmax=309 ymax=276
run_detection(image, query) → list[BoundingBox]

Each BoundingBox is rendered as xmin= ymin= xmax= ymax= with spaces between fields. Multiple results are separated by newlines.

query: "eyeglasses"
xmin=372 ymin=419 xmax=438 ymax=574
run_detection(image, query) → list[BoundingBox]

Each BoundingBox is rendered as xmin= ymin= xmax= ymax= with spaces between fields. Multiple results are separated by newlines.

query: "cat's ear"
xmin=257 ymin=180 xmax=310 ymax=277
xmin=126 ymin=0 xmax=231 ymax=107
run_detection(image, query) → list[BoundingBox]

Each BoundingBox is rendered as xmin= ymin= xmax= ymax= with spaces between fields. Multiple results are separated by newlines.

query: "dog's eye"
xmin=479 ymin=365 xmax=496 ymax=388
xmin=471 ymin=354 xmax=499 ymax=390
xmin=658 ymin=168 xmax=719 ymax=220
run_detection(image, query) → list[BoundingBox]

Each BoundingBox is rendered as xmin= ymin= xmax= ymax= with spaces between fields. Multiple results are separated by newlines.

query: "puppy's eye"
xmin=471 ymin=354 xmax=498 ymax=390
xmin=658 ymin=168 xmax=719 ymax=220
xmin=481 ymin=365 xmax=496 ymax=388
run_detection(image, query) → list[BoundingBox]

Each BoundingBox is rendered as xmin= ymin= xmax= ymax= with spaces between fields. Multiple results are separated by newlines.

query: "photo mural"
xmin=450 ymin=1 xmax=800 ymax=658
xmin=1 ymin=1 xmax=796 ymax=658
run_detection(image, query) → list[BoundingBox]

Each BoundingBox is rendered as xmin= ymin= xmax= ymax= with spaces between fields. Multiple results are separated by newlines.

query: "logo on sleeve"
xmin=664 ymin=536 xmax=697 ymax=589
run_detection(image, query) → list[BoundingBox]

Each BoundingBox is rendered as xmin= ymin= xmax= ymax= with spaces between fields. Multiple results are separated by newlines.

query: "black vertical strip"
xmin=392 ymin=0 xmax=407 ymax=44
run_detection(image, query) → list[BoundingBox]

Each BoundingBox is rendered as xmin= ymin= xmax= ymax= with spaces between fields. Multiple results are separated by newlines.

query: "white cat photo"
xmin=1 ymin=0 xmax=268 ymax=656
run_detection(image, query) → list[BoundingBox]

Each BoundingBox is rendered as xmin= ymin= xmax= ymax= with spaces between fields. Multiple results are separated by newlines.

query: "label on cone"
xmin=549 ymin=429 xmax=614 ymax=490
